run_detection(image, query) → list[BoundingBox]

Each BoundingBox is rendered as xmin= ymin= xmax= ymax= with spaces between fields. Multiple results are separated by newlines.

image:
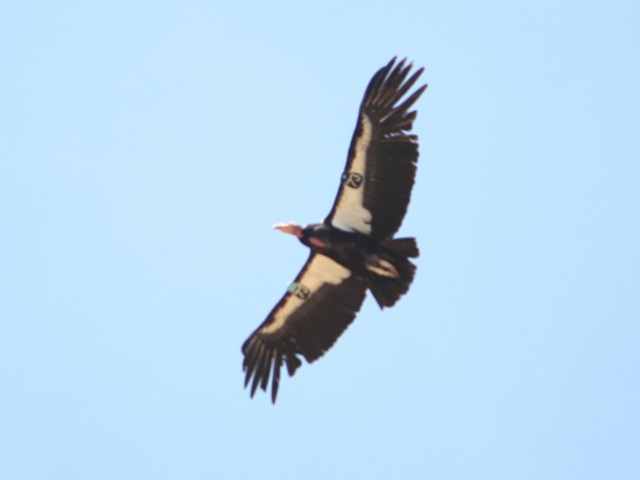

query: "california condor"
xmin=242 ymin=58 xmax=427 ymax=402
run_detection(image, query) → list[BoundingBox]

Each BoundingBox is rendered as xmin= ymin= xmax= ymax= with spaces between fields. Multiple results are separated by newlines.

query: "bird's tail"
xmin=366 ymin=237 xmax=419 ymax=309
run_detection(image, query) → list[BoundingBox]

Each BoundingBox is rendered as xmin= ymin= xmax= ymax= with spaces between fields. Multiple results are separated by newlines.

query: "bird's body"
xmin=241 ymin=58 xmax=427 ymax=402
xmin=276 ymin=221 xmax=419 ymax=307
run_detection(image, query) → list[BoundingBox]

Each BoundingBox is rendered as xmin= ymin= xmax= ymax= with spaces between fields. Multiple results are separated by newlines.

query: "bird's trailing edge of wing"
xmin=326 ymin=58 xmax=427 ymax=240
xmin=241 ymin=253 xmax=367 ymax=403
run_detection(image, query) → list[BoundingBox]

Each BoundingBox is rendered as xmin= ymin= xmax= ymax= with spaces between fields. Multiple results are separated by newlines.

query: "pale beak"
xmin=273 ymin=222 xmax=303 ymax=238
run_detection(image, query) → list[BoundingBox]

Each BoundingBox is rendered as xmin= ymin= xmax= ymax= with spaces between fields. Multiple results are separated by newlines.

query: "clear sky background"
xmin=2 ymin=1 xmax=639 ymax=479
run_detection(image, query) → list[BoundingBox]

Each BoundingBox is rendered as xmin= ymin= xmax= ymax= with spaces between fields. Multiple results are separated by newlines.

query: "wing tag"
xmin=341 ymin=172 xmax=363 ymax=189
xmin=287 ymin=282 xmax=310 ymax=300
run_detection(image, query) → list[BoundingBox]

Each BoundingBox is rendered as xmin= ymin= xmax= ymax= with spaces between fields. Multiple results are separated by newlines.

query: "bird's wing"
xmin=242 ymin=253 xmax=367 ymax=403
xmin=325 ymin=58 xmax=427 ymax=240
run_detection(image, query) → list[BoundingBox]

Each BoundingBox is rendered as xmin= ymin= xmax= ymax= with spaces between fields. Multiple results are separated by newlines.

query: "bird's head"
xmin=273 ymin=222 xmax=304 ymax=239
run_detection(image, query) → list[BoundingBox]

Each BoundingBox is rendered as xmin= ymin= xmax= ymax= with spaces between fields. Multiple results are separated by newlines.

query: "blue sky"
xmin=2 ymin=1 xmax=639 ymax=479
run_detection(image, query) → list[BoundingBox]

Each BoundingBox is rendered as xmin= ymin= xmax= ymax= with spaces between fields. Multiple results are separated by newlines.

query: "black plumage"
xmin=242 ymin=58 xmax=427 ymax=403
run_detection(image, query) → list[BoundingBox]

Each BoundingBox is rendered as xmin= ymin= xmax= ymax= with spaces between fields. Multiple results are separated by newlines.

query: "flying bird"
xmin=242 ymin=58 xmax=427 ymax=403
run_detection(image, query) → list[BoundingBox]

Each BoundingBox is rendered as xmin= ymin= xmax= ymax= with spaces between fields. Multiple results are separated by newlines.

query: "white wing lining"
xmin=260 ymin=255 xmax=352 ymax=334
xmin=329 ymin=115 xmax=373 ymax=234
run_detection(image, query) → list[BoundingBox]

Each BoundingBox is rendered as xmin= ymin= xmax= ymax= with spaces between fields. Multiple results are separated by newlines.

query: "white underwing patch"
xmin=330 ymin=115 xmax=373 ymax=234
xmin=261 ymin=254 xmax=351 ymax=333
